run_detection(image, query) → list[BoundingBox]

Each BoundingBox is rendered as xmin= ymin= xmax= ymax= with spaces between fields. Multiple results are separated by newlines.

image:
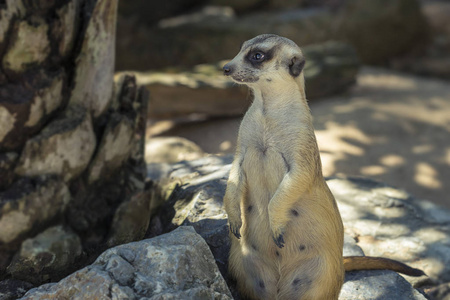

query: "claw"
xmin=230 ymin=225 xmax=241 ymax=239
xmin=273 ymin=233 xmax=285 ymax=248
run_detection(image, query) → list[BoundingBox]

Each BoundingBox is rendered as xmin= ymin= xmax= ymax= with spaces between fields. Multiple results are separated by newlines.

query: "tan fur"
xmin=223 ymin=34 xmax=423 ymax=300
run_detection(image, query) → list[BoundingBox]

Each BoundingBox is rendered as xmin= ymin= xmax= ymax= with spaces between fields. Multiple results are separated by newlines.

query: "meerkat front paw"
xmin=229 ymin=217 xmax=242 ymax=239
xmin=271 ymin=228 xmax=285 ymax=248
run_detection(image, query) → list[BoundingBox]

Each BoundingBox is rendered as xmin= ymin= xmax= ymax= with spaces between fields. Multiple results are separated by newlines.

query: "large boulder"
xmin=147 ymin=155 xmax=450 ymax=299
xmin=20 ymin=226 xmax=233 ymax=299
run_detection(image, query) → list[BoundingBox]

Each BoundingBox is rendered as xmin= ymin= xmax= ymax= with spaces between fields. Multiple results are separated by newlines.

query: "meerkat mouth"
xmin=231 ymin=75 xmax=259 ymax=83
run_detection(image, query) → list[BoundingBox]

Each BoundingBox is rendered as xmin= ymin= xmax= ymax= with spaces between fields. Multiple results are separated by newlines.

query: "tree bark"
xmin=0 ymin=0 xmax=148 ymax=286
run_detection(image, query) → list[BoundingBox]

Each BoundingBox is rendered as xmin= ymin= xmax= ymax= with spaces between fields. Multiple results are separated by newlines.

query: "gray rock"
xmin=14 ymin=105 xmax=96 ymax=182
xmin=0 ymin=176 xmax=70 ymax=246
xmin=147 ymin=156 xmax=447 ymax=299
xmin=7 ymin=225 xmax=82 ymax=284
xmin=340 ymin=270 xmax=426 ymax=300
xmin=0 ymin=279 xmax=33 ymax=300
xmin=328 ymin=177 xmax=450 ymax=286
xmin=425 ymin=282 xmax=450 ymax=300
xmin=21 ymin=226 xmax=233 ymax=300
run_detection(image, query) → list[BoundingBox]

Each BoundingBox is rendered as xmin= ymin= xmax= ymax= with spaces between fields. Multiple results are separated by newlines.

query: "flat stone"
xmin=15 ymin=105 xmax=96 ymax=182
xmin=340 ymin=270 xmax=426 ymax=300
xmin=69 ymin=0 xmax=117 ymax=117
xmin=328 ymin=176 xmax=450 ymax=286
xmin=21 ymin=227 xmax=233 ymax=299
xmin=2 ymin=19 xmax=50 ymax=73
xmin=0 ymin=176 xmax=70 ymax=245
xmin=7 ymin=225 xmax=82 ymax=284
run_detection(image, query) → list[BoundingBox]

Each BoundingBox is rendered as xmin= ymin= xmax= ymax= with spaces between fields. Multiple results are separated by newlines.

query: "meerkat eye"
xmin=251 ymin=52 xmax=265 ymax=61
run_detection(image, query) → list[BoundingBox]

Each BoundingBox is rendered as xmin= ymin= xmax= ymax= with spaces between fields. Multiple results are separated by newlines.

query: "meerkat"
xmin=222 ymin=34 xmax=424 ymax=300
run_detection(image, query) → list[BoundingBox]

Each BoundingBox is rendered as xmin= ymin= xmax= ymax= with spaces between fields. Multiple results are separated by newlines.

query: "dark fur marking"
xmin=266 ymin=78 xmax=272 ymax=82
xmin=247 ymin=205 xmax=253 ymax=212
xmin=281 ymin=152 xmax=290 ymax=172
xmin=289 ymin=57 xmax=306 ymax=77
xmin=291 ymin=209 xmax=299 ymax=217
xmin=252 ymin=244 xmax=258 ymax=251
xmin=259 ymin=280 xmax=265 ymax=289
xmin=275 ymin=250 xmax=280 ymax=257
xmin=292 ymin=277 xmax=312 ymax=293
xmin=245 ymin=44 xmax=281 ymax=69
xmin=299 ymin=245 xmax=306 ymax=251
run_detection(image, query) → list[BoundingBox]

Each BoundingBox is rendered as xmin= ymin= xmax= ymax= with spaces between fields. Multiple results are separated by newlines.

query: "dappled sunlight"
xmin=312 ymin=67 xmax=450 ymax=208
xmin=414 ymin=162 xmax=442 ymax=189
xmin=316 ymin=122 xmax=372 ymax=175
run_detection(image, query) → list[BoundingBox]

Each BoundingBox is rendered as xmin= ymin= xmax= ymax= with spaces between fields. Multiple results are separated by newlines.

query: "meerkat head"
xmin=223 ymin=34 xmax=305 ymax=88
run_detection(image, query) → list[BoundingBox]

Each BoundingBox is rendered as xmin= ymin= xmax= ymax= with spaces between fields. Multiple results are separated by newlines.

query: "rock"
xmin=21 ymin=226 xmax=233 ymax=299
xmin=2 ymin=18 xmax=50 ymax=74
xmin=14 ymin=105 xmax=96 ymax=182
xmin=425 ymin=282 xmax=450 ymax=300
xmin=137 ymin=41 xmax=358 ymax=120
xmin=145 ymin=137 xmax=205 ymax=163
xmin=7 ymin=225 xmax=82 ymax=284
xmin=107 ymin=192 xmax=151 ymax=247
xmin=0 ymin=152 xmax=18 ymax=190
xmin=147 ymin=156 xmax=449 ymax=298
xmin=69 ymin=0 xmax=117 ymax=118
xmin=340 ymin=270 xmax=426 ymax=300
xmin=0 ymin=176 xmax=70 ymax=246
xmin=0 ymin=70 xmax=65 ymax=151
xmin=116 ymin=0 xmax=427 ymax=70
xmin=328 ymin=176 xmax=450 ymax=286
xmin=0 ymin=279 xmax=34 ymax=300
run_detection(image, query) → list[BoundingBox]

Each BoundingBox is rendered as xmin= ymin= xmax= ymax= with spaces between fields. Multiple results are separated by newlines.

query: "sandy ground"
xmin=149 ymin=67 xmax=450 ymax=209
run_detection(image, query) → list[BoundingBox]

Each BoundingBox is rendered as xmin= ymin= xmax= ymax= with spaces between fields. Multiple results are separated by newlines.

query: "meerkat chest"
xmin=240 ymin=105 xmax=301 ymax=155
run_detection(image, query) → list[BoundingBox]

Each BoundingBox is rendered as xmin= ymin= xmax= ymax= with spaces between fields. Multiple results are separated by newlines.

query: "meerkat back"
xmin=222 ymin=34 xmax=345 ymax=300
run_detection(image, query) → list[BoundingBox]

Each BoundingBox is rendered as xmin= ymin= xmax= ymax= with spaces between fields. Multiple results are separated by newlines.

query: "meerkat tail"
xmin=343 ymin=256 xmax=426 ymax=277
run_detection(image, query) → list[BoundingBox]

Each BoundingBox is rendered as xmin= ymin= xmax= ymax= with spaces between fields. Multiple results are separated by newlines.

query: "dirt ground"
xmin=149 ymin=67 xmax=450 ymax=209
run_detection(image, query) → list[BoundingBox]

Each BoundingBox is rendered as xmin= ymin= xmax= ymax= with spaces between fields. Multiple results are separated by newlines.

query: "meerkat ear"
xmin=289 ymin=56 xmax=305 ymax=77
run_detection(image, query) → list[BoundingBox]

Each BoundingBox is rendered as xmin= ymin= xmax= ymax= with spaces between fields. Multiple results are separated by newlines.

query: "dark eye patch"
xmin=245 ymin=46 xmax=278 ymax=68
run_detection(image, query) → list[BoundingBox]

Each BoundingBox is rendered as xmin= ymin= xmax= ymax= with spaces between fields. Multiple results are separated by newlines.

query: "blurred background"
xmin=115 ymin=0 xmax=450 ymax=209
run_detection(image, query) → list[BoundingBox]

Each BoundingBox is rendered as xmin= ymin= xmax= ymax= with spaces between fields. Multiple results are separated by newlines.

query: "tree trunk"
xmin=0 ymin=0 xmax=148 ymax=286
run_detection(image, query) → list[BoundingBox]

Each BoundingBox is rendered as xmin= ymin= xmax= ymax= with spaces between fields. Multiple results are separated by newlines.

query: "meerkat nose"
xmin=223 ymin=64 xmax=233 ymax=76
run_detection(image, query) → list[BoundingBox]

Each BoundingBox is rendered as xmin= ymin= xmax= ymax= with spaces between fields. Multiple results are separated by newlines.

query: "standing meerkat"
xmin=222 ymin=34 xmax=424 ymax=300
